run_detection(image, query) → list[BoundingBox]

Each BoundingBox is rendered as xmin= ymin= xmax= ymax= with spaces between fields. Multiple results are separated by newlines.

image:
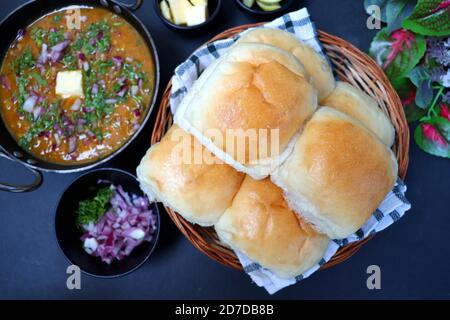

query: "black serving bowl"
xmin=55 ymin=168 xmax=160 ymax=278
xmin=234 ymin=0 xmax=294 ymax=16
xmin=154 ymin=0 xmax=221 ymax=31
xmin=0 ymin=0 xmax=160 ymax=193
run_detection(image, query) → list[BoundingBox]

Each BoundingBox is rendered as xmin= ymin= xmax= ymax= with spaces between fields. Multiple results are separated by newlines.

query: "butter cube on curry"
xmin=55 ymin=70 xmax=84 ymax=98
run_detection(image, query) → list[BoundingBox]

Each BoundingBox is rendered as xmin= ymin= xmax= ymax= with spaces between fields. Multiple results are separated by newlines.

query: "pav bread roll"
xmin=137 ymin=125 xmax=245 ymax=226
xmin=321 ymin=81 xmax=395 ymax=146
xmin=215 ymin=176 xmax=330 ymax=279
xmin=236 ymin=28 xmax=335 ymax=102
xmin=271 ymin=107 xmax=398 ymax=239
xmin=175 ymin=43 xmax=318 ymax=180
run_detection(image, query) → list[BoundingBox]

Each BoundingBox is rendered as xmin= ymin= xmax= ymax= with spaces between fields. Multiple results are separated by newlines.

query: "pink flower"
xmin=439 ymin=103 xmax=450 ymax=121
xmin=430 ymin=0 xmax=450 ymax=14
xmin=402 ymin=89 xmax=416 ymax=106
xmin=384 ymin=29 xmax=416 ymax=69
xmin=422 ymin=123 xmax=447 ymax=146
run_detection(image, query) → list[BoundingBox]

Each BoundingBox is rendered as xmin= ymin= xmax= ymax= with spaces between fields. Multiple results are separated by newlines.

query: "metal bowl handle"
xmin=116 ymin=0 xmax=143 ymax=11
xmin=0 ymin=150 xmax=42 ymax=193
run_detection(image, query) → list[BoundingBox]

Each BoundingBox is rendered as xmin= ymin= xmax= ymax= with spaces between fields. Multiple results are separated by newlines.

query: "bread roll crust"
xmin=271 ymin=107 xmax=398 ymax=239
xmin=175 ymin=43 xmax=318 ymax=179
xmin=237 ymin=28 xmax=335 ymax=101
xmin=137 ymin=125 xmax=245 ymax=226
xmin=321 ymin=81 xmax=395 ymax=146
xmin=215 ymin=177 xmax=330 ymax=279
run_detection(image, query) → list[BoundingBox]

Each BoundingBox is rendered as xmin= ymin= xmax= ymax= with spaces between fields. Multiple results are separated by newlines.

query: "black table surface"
xmin=1 ymin=0 xmax=449 ymax=300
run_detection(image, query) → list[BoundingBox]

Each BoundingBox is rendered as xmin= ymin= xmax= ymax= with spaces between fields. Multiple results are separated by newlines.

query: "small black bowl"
xmin=55 ymin=168 xmax=160 ymax=278
xmin=154 ymin=0 xmax=221 ymax=31
xmin=234 ymin=0 xmax=294 ymax=16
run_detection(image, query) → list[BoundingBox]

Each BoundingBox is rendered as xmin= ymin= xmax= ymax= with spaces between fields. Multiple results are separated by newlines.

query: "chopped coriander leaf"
xmin=48 ymin=28 xmax=65 ymax=46
xmin=53 ymin=15 xmax=61 ymax=23
xmin=92 ymin=127 xmax=103 ymax=140
xmin=92 ymin=59 xmax=114 ymax=74
xmin=12 ymin=47 xmax=35 ymax=75
xmin=14 ymin=76 xmax=29 ymax=107
xmin=19 ymin=101 xmax=59 ymax=149
xmin=31 ymin=72 xmax=47 ymax=86
xmin=76 ymin=186 xmax=113 ymax=227
xmin=62 ymin=53 xmax=77 ymax=70
xmin=31 ymin=27 xmax=47 ymax=47
xmin=112 ymin=83 xmax=121 ymax=92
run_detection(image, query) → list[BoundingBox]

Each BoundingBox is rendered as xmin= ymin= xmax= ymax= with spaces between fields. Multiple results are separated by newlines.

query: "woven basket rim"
xmin=151 ymin=23 xmax=410 ymax=272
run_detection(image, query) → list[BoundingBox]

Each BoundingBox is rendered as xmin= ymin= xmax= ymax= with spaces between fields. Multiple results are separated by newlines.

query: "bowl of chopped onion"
xmin=55 ymin=168 xmax=160 ymax=278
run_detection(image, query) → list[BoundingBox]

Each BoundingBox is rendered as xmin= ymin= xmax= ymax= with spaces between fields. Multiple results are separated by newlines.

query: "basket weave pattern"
xmin=151 ymin=24 xmax=410 ymax=271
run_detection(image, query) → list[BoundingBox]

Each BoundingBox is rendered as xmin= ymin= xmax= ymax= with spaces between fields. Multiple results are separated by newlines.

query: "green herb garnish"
xmin=31 ymin=27 xmax=47 ymax=47
xmin=19 ymin=100 xmax=58 ymax=149
xmin=12 ymin=47 xmax=35 ymax=75
xmin=48 ymin=28 xmax=65 ymax=46
xmin=32 ymin=72 xmax=47 ymax=86
xmin=76 ymin=186 xmax=113 ymax=227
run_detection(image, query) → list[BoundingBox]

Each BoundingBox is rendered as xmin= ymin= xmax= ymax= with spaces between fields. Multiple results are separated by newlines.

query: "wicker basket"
xmin=151 ymin=23 xmax=410 ymax=271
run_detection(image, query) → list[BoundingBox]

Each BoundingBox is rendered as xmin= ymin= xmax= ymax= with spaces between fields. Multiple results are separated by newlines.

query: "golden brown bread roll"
xmin=271 ymin=107 xmax=398 ymax=239
xmin=137 ymin=125 xmax=245 ymax=226
xmin=174 ymin=43 xmax=318 ymax=180
xmin=236 ymin=28 xmax=335 ymax=102
xmin=321 ymin=81 xmax=395 ymax=146
xmin=215 ymin=176 xmax=330 ymax=279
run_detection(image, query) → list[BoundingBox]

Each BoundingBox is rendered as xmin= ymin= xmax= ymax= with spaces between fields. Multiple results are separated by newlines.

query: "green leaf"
xmin=386 ymin=0 xmax=417 ymax=32
xmin=407 ymin=66 xmax=434 ymax=109
xmin=414 ymin=117 xmax=450 ymax=157
xmin=77 ymin=186 xmax=113 ymax=227
xmin=415 ymin=78 xmax=434 ymax=108
xmin=393 ymin=77 xmax=426 ymax=122
xmin=364 ymin=0 xmax=416 ymax=31
xmin=402 ymin=0 xmax=450 ymax=36
xmin=369 ymin=28 xmax=426 ymax=82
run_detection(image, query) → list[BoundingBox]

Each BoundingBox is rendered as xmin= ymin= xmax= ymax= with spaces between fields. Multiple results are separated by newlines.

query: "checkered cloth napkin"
xmin=169 ymin=8 xmax=412 ymax=294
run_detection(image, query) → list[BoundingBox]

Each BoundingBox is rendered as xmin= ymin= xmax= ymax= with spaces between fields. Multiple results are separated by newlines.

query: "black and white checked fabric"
xmin=169 ymin=8 xmax=412 ymax=294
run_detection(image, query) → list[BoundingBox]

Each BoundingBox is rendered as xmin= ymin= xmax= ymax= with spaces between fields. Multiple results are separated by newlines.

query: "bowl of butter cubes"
xmin=154 ymin=0 xmax=222 ymax=30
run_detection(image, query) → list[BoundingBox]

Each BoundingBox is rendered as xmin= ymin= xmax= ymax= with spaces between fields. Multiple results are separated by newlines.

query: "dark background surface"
xmin=0 ymin=0 xmax=449 ymax=300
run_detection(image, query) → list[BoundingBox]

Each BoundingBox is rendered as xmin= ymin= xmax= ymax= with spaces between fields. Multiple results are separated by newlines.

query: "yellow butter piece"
xmin=186 ymin=4 xmax=207 ymax=26
xmin=55 ymin=70 xmax=84 ymax=98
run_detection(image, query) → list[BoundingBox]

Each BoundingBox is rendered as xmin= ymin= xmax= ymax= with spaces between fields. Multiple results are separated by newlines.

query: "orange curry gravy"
xmin=0 ymin=6 xmax=155 ymax=164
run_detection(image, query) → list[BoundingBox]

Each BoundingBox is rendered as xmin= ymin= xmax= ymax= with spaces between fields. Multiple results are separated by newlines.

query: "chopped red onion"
xmin=68 ymin=136 xmax=77 ymax=153
xmin=83 ymin=61 xmax=90 ymax=71
xmin=78 ymin=52 xmax=86 ymax=61
xmin=112 ymin=56 xmax=123 ymax=68
xmin=117 ymin=85 xmax=128 ymax=97
xmin=92 ymin=83 xmax=98 ymax=95
xmin=50 ymin=40 xmax=70 ymax=62
xmin=17 ymin=28 xmax=26 ymax=40
xmin=133 ymin=109 xmax=141 ymax=118
xmin=80 ymin=185 xmax=157 ymax=264
xmin=54 ymin=133 xmax=61 ymax=146
xmin=23 ymin=95 xmax=38 ymax=113
xmin=53 ymin=123 xmax=63 ymax=135
xmin=33 ymin=106 xmax=43 ymax=120
xmin=76 ymin=118 xmax=86 ymax=133
xmin=96 ymin=31 xmax=104 ymax=40
xmin=70 ymin=98 xmax=82 ymax=111
xmin=105 ymin=98 xmax=117 ymax=104
xmin=0 ymin=74 xmax=10 ymax=90
xmin=38 ymin=44 xmax=49 ymax=64
xmin=51 ymin=39 xmax=70 ymax=52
